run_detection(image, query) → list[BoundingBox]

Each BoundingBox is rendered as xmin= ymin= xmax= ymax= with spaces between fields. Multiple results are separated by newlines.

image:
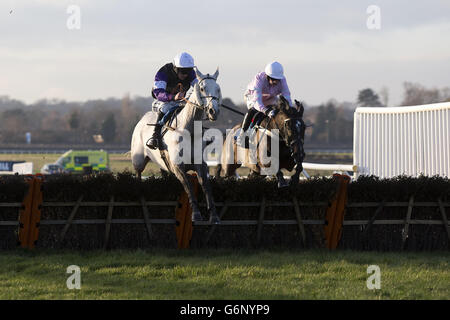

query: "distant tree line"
xmin=0 ymin=94 xmax=151 ymax=145
xmin=307 ymin=101 xmax=354 ymax=145
xmin=0 ymin=82 xmax=449 ymax=146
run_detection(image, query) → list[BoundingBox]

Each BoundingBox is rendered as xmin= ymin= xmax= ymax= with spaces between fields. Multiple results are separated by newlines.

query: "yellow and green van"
xmin=55 ymin=150 xmax=110 ymax=173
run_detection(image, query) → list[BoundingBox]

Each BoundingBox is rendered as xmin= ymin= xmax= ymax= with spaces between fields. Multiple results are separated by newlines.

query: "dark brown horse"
xmin=217 ymin=96 xmax=306 ymax=187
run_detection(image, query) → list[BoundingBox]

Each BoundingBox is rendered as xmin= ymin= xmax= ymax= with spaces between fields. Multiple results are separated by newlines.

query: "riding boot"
xmin=236 ymin=108 xmax=256 ymax=147
xmin=146 ymin=111 xmax=164 ymax=149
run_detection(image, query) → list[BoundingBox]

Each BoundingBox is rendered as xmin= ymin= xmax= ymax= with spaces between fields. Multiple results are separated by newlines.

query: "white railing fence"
xmin=354 ymin=102 xmax=450 ymax=178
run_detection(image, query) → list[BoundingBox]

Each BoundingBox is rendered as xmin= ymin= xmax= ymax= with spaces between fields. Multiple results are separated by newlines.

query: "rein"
xmin=182 ymin=96 xmax=204 ymax=110
xmin=283 ymin=117 xmax=303 ymax=146
xmin=258 ymin=113 xmax=303 ymax=152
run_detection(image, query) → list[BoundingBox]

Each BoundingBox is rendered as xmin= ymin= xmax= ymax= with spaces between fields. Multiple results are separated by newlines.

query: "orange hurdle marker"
xmin=175 ymin=174 xmax=199 ymax=249
xmin=18 ymin=174 xmax=44 ymax=249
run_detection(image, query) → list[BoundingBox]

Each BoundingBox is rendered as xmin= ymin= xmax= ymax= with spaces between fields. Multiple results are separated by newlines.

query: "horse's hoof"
xmin=192 ymin=211 xmax=203 ymax=222
xmin=278 ymin=179 xmax=289 ymax=188
xmin=209 ymin=215 xmax=221 ymax=225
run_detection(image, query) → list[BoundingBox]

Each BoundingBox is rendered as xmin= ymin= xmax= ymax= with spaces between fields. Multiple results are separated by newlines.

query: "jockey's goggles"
xmin=177 ymin=68 xmax=193 ymax=75
xmin=267 ymin=76 xmax=280 ymax=84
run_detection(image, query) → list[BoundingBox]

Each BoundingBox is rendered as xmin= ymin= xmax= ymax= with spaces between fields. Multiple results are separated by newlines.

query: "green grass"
xmin=0 ymin=153 xmax=60 ymax=174
xmin=0 ymin=249 xmax=448 ymax=300
xmin=0 ymin=152 xmax=353 ymax=177
xmin=0 ymin=153 xmax=251 ymax=177
xmin=0 ymin=153 xmax=160 ymax=176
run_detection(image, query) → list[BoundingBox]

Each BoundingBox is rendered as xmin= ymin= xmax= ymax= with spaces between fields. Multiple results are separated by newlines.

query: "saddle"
xmin=159 ymin=102 xmax=210 ymax=146
xmin=239 ymin=112 xmax=268 ymax=149
xmin=160 ymin=105 xmax=184 ymax=139
xmin=250 ymin=112 xmax=266 ymax=130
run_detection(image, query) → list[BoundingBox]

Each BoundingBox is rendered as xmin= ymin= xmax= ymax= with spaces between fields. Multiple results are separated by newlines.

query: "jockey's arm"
xmin=153 ymin=88 xmax=174 ymax=102
xmin=252 ymin=76 xmax=269 ymax=113
xmin=174 ymin=92 xmax=185 ymax=101
xmin=153 ymin=69 xmax=174 ymax=102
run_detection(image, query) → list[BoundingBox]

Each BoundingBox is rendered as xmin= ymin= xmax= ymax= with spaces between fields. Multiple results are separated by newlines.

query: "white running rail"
xmin=354 ymin=102 xmax=450 ymax=178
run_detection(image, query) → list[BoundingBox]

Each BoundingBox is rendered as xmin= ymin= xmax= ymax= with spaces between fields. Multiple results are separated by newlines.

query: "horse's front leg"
xmin=171 ymin=164 xmax=202 ymax=222
xmin=276 ymin=170 xmax=288 ymax=188
xmin=195 ymin=163 xmax=220 ymax=224
xmin=290 ymin=164 xmax=303 ymax=186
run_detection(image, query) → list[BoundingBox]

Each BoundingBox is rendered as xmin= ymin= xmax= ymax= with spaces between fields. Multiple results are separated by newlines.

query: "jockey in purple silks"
xmin=236 ymin=61 xmax=294 ymax=147
xmin=146 ymin=52 xmax=198 ymax=150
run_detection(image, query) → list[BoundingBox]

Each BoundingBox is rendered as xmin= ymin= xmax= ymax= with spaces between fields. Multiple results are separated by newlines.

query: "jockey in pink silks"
xmin=236 ymin=61 xmax=295 ymax=147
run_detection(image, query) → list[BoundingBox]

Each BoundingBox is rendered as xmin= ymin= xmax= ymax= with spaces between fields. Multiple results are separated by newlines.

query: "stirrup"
xmin=157 ymin=138 xmax=166 ymax=150
xmin=249 ymin=127 xmax=257 ymax=140
xmin=146 ymin=138 xmax=158 ymax=150
xmin=246 ymin=128 xmax=257 ymax=149
xmin=235 ymin=129 xmax=245 ymax=147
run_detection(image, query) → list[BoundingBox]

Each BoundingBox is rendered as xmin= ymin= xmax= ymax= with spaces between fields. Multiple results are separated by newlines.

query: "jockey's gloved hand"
xmin=268 ymin=110 xmax=277 ymax=118
xmin=264 ymin=106 xmax=274 ymax=116
xmin=174 ymin=91 xmax=186 ymax=101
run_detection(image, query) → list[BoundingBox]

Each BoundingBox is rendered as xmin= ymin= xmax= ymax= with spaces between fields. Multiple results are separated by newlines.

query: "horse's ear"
xmin=194 ymin=67 xmax=205 ymax=80
xmin=194 ymin=82 xmax=202 ymax=103
xmin=281 ymin=96 xmax=290 ymax=111
xmin=273 ymin=100 xmax=280 ymax=110
xmin=295 ymin=99 xmax=304 ymax=118
xmin=212 ymin=67 xmax=219 ymax=80
xmin=277 ymin=95 xmax=287 ymax=111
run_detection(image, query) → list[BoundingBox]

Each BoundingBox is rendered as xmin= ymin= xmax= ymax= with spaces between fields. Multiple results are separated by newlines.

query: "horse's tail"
xmin=214 ymin=163 xmax=222 ymax=178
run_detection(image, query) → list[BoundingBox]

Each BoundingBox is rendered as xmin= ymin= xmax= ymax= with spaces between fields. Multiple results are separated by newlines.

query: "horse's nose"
xmin=208 ymin=108 xmax=218 ymax=120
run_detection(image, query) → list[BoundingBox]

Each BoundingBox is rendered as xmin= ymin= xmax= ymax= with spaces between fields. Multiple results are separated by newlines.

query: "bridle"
xmin=283 ymin=117 xmax=305 ymax=146
xmin=270 ymin=115 xmax=300 ymax=146
xmin=182 ymin=75 xmax=220 ymax=114
xmin=271 ymin=113 xmax=305 ymax=164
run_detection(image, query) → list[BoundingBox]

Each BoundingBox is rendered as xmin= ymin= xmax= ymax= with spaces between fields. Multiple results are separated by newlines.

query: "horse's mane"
xmin=259 ymin=103 xmax=299 ymax=130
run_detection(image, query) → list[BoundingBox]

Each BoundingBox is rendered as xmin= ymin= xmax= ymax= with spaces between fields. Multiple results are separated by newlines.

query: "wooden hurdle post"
xmin=292 ymin=197 xmax=306 ymax=246
xmin=60 ymin=195 xmax=84 ymax=242
xmin=175 ymin=173 xmax=199 ymax=249
xmin=401 ymin=196 xmax=415 ymax=250
xmin=437 ymin=198 xmax=450 ymax=249
xmin=103 ymin=196 xmax=115 ymax=250
xmin=18 ymin=175 xmax=44 ymax=249
xmin=324 ymin=174 xmax=350 ymax=249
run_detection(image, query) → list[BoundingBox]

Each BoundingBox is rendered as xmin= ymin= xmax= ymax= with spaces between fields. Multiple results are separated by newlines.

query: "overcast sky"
xmin=1 ymin=0 xmax=449 ymax=106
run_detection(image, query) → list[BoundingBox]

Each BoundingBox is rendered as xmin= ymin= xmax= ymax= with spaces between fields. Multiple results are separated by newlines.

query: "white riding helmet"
xmin=265 ymin=61 xmax=284 ymax=80
xmin=173 ymin=52 xmax=195 ymax=68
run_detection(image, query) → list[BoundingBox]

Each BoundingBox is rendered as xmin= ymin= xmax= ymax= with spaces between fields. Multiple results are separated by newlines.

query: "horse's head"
xmin=193 ymin=67 xmax=221 ymax=121
xmin=272 ymin=96 xmax=306 ymax=165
